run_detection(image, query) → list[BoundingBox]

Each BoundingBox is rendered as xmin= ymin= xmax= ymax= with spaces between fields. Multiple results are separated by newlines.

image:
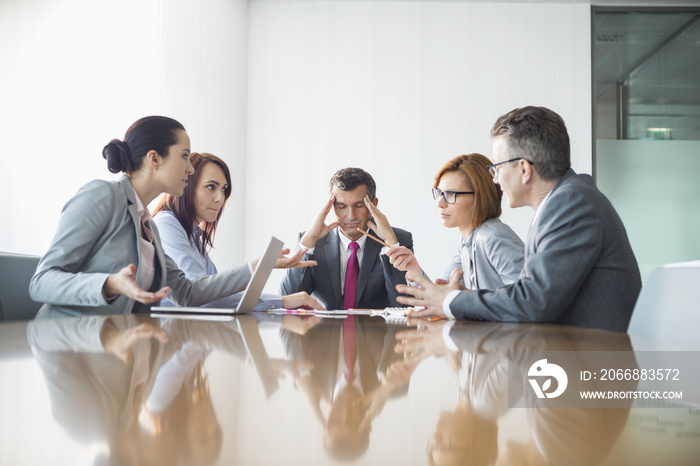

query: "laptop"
xmin=236 ymin=315 xmax=280 ymax=397
xmin=150 ymin=236 xmax=284 ymax=316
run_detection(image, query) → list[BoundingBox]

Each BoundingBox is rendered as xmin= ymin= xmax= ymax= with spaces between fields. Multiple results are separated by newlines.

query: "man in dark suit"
xmin=281 ymin=167 xmax=412 ymax=310
xmin=400 ymin=106 xmax=642 ymax=332
xmin=280 ymin=315 xmax=409 ymax=460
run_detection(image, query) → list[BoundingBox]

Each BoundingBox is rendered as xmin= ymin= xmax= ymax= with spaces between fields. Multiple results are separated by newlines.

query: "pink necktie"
xmin=343 ymin=241 xmax=359 ymax=310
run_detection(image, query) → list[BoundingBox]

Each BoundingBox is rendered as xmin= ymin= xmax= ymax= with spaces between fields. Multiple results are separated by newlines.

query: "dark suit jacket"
xmin=280 ymin=227 xmax=412 ymax=310
xmin=280 ymin=316 xmax=402 ymax=399
xmin=450 ymin=169 xmax=642 ymax=332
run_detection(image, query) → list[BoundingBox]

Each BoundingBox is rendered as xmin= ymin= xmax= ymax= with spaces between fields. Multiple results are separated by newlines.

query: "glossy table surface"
xmin=1 ymin=313 xmax=699 ymax=466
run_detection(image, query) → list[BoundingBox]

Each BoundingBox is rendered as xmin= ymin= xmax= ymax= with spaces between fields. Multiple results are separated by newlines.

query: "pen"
xmin=357 ymin=228 xmax=392 ymax=248
xmin=268 ymin=309 xmax=312 ymax=315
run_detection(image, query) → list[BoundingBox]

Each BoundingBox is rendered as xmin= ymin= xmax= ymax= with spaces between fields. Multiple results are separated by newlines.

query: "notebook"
xmin=150 ymin=236 xmax=284 ymax=316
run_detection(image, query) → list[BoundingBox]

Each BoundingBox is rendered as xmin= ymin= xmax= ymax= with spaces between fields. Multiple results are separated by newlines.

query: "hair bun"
xmin=102 ymin=139 xmax=131 ymax=173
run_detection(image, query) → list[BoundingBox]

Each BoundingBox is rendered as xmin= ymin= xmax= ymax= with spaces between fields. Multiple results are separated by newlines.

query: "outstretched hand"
xmin=101 ymin=320 xmax=168 ymax=364
xmin=385 ymin=245 xmax=422 ymax=276
xmin=274 ymin=248 xmax=318 ymax=269
xmin=103 ymin=264 xmax=170 ymax=304
xmin=395 ymin=319 xmax=453 ymax=359
xmin=396 ymin=268 xmax=465 ymax=319
xmin=300 ymin=193 xmax=339 ymax=249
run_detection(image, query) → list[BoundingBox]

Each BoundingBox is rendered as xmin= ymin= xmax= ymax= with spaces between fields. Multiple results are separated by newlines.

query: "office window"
xmin=593 ymin=8 xmax=700 ymax=280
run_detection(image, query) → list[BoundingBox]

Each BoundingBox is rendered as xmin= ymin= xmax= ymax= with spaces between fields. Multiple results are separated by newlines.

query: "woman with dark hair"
xmin=30 ymin=116 xmax=314 ymax=318
xmin=152 ymin=153 xmax=321 ymax=310
xmin=369 ymin=153 xmax=524 ymax=291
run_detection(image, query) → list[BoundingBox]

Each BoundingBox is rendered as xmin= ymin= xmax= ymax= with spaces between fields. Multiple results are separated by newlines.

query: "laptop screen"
xmin=150 ymin=236 xmax=284 ymax=315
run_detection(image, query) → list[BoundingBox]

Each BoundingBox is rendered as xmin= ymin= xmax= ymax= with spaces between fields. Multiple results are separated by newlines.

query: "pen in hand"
xmin=357 ymin=228 xmax=392 ymax=248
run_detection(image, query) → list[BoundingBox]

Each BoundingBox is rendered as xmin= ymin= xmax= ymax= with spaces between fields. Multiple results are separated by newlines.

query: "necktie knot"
xmin=349 ymin=241 xmax=359 ymax=254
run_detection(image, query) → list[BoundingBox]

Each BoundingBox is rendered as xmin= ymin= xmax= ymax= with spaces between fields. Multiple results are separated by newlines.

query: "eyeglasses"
xmin=486 ymin=157 xmax=534 ymax=178
xmin=432 ymin=188 xmax=474 ymax=204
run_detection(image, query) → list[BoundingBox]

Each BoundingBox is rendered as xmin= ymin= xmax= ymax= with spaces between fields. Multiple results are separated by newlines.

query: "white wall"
xmin=247 ymin=0 xmax=592 ymax=289
xmin=0 ymin=0 xmax=593 ymax=292
xmin=0 ymin=0 xmax=249 ymax=268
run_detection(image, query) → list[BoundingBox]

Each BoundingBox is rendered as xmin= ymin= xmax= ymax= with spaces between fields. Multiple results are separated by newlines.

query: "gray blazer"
xmin=449 ymin=169 xmax=642 ymax=332
xmin=442 ymin=218 xmax=524 ymax=290
xmin=280 ymin=227 xmax=412 ymax=310
xmin=29 ymin=176 xmax=252 ymax=318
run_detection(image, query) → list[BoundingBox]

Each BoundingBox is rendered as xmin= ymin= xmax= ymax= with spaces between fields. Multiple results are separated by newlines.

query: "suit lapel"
xmin=356 ymin=229 xmax=381 ymax=306
xmin=525 ymin=169 xmax=572 ymax=259
xmin=148 ymin=219 xmax=167 ymax=290
xmin=119 ymin=176 xmax=143 ymax=259
xmin=323 ymin=230 xmax=343 ymax=309
xmin=118 ymin=176 xmax=167 ymax=291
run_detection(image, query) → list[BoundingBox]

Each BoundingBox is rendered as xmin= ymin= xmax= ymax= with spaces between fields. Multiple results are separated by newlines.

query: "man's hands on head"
xmin=364 ymin=196 xmax=399 ymax=246
xmin=300 ymin=193 xmax=339 ymax=249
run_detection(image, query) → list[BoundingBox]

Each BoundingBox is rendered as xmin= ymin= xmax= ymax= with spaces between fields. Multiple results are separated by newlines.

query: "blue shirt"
xmin=152 ymin=210 xmax=282 ymax=310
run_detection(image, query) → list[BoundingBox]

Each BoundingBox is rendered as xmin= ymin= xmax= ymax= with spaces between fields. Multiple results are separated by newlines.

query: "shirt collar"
xmin=532 ymin=189 xmax=554 ymax=225
xmin=129 ymin=182 xmax=151 ymax=221
xmin=533 ymin=168 xmax=575 ymax=223
xmin=194 ymin=224 xmax=203 ymax=241
xmin=463 ymin=229 xmax=475 ymax=248
xmin=337 ymin=227 xmax=368 ymax=251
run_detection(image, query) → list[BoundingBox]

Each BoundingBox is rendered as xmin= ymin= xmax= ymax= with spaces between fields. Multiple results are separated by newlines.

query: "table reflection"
xmin=26 ymin=315 xmax=251 ymax=466
xmin=280 ymin=315 xmax=412 ymax=461
xmin=0 ymin=315 xmax=695 ymax=465
xmin=395 ymin=322 xmax=637 ymax=465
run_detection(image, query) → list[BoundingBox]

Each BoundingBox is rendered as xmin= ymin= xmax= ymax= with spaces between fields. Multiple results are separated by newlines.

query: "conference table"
xmin=1 ymin=312 xmax=698 ymax=465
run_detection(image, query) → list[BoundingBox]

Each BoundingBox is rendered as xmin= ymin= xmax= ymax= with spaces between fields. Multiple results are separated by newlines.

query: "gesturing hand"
xmin=274 ymin=248 xmax=318 ymax=269
xmin=100 ymin=320 xmax=168 ymax=364
xmin=300 ymin=193 xmax=339 ymax=249
xmin=103 ymin=264 xmax=170 ymax=304
xmin=386 ymin=245 xmax=422 ymax=276
xmin=395 ymin=268 xmax=465 ymax=319
xmin=394 ymin=320 xmax=453 ymax=359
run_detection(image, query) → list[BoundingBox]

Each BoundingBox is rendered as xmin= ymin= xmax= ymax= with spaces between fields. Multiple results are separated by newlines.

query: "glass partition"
xmin=593 ymin=7 xmax=700 ymax=280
